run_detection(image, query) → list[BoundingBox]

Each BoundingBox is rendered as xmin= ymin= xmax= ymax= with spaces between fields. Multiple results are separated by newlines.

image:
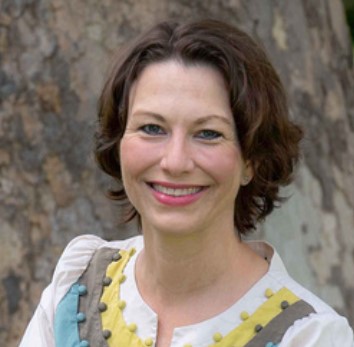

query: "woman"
xmin=20 ymin=19 xmax=353 ymax=347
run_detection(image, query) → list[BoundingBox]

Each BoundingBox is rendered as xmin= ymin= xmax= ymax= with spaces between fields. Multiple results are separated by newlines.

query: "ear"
xmin=241 ymin=160 xmax=254 ymax=186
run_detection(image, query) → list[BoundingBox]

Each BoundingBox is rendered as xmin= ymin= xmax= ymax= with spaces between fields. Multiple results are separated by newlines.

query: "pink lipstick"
xmin=148 ymin=181 xmax=206 ymax=206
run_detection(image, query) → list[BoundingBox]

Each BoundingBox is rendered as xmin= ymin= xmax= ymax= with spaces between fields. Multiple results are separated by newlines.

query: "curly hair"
xmin=95 ymin=19 xmax=303 ymax=235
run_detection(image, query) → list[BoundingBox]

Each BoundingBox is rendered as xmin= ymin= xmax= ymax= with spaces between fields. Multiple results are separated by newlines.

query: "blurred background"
xmin=0 ymin=0 xmax=354 ymax=346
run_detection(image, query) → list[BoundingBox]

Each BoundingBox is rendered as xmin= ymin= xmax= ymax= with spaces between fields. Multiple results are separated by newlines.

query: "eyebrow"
xmin=131 ymin=111 xmax=167 ymax=123
xmin=194 ymin=114 xmax=233 ymax=127
xmin=131 ymin=111 xmax=233 ymax=127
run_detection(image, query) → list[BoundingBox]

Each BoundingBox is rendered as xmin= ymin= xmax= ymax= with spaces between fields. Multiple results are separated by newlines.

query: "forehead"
xmin=134 ymin=59 xmax=226 ymax=88
xmin=128 ymin=60 xmax=231 ymax=116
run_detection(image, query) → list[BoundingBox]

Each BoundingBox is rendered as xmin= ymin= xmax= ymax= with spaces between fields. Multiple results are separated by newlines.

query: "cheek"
xmin=198 ymin=146 xmax=244 ymax=184
xmin=120 ymin=137 xmax=159 ymax=182
xmin=120 ymin=137 xmax=142 ymax=181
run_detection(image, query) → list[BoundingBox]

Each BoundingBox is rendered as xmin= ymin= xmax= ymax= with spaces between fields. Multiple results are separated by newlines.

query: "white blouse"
xmin=19 ymin=234 xmax=354 ymax=347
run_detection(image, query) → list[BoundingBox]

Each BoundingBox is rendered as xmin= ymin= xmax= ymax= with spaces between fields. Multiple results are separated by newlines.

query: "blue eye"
xmin=140 ymin=124 xmax=165 ymax=135
xmin=196 ymin=129 xmax=222 ymax=140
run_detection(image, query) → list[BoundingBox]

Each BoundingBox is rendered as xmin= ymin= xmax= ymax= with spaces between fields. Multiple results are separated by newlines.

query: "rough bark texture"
xmin=0 ymin=0 xmax=353 ymax=345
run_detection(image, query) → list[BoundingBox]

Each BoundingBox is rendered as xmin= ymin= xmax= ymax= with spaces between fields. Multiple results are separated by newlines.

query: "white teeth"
xmin=152 ymin=184 xmax=202 ymax=197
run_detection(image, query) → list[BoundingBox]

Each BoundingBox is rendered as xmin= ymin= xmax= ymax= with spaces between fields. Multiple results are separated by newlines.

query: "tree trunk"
xmin=0 ymin=0 xmax=353 ymax=345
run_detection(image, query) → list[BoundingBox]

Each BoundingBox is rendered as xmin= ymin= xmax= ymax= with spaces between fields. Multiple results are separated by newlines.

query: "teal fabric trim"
xmin=54 ymin=282 xmax=81 ymax=347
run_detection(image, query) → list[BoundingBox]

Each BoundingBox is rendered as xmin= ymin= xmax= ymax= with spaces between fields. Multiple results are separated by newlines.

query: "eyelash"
xmin=195 ymin=129 xmax=222 ymax=140
xmin=139 ymin=124 xmax=223 ymax=141
xmin=139 ymin=124 xmax=165 ymax=135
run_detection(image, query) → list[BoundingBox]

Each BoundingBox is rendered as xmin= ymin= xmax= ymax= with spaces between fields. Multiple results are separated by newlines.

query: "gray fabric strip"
xmin=76 ymin=249 xmax=315 ymax=347
xmin=244 ymin=299 xmax=316 ymax=347
xmin=78 ymin=247 xmax=120 ymax=347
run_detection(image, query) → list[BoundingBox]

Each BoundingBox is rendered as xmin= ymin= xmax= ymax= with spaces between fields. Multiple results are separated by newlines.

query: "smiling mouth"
xmin=149 ymin=183 xmax=205 ymax=197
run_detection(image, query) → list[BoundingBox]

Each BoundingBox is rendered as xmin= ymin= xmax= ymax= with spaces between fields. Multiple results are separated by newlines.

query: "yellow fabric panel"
xmin=100 ymin=249 xmax=146 ymax=347
xmin=100 ymin=250 xmax=300 ymax=347
xmin=209 ymin=287 xmax=300 ymax=347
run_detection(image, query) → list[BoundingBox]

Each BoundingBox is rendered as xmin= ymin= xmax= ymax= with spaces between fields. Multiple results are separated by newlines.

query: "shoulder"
xmin=267 ymin=249 xmax=342 ymax=316
xmin=280 ymin=277 xmax=353 ymax=346
xmin=42 ymin=234 xmax=143 ymax=311
xmin=266 ymin=248 xmax=354 ymax=346
xmin=54 ymin=233 xmax=143 ymax=268
xmin=20 ymin=234 xmax=143 ymax=346
xmin=280 ymin=311 xmax=353 ymax=346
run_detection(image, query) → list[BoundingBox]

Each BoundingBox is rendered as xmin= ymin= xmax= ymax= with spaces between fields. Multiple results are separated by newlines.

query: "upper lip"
xmin=147 ymin=181 xmax=206 ymax=189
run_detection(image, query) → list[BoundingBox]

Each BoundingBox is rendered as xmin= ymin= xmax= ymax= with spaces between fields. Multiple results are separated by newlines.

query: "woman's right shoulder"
xmin=48 ymin=234 xmax=143 ymax=308
xmin=19 ymin=234 xmax=143 ymax=347
xmin=51 ymin=235 xmax=106 ymax=283
xmin=55 ymin=233 xmax=143 ymax=269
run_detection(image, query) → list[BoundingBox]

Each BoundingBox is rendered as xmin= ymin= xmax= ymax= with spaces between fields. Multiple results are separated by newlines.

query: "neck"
xmin=135 ymin=222 xmax=267 ymax=309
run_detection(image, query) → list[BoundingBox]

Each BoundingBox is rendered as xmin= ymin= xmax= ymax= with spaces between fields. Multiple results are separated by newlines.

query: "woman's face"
xmin=120 ymin=60 xmax=252 ymax=235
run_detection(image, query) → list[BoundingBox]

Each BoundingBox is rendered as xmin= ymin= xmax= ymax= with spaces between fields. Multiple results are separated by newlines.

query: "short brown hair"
xmin=95 ymin=19 xmax=303 ymax=235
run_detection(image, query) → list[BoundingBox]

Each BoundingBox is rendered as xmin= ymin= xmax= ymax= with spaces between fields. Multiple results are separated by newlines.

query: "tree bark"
xmin=0 ymin=0 xmax=353 ymax=345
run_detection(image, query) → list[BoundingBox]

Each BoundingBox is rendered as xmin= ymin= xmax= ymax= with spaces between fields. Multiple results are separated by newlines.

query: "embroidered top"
xmin=19 ymin=234 xmax=354 ymax=347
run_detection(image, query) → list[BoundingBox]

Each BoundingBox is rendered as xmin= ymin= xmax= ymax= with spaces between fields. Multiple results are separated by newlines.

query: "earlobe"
xmin=241 ymin=161 xmax=254 ymax=186
xmin=241 ymin=175 xmax=251 ymax=185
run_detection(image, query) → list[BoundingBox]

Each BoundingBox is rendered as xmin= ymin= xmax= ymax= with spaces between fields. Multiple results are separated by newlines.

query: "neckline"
xmin=120 ymin=238 xmax=287 ymax=346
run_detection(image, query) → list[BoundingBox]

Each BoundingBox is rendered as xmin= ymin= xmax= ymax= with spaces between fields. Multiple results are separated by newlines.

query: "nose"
xmin=160 ymin=134 xmax=195 ymax=176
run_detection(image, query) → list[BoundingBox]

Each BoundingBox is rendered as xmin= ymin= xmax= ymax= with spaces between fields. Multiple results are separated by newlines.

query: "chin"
xmin=142 ymin=216 xmax=203 ymax=237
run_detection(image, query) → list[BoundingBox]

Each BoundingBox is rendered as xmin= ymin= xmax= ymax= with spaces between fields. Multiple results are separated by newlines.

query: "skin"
xmin=120 ymin=60 xmax=269 ymax=347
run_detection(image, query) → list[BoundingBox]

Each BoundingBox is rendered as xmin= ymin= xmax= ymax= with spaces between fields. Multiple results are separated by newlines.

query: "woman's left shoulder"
xmin=275 ymin=275 xmax=354 ymax=346
xmin=264 ymin=247 xmax=354 ymax=346
xmin=280 ymin=310 xmax=354 ymax=346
